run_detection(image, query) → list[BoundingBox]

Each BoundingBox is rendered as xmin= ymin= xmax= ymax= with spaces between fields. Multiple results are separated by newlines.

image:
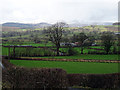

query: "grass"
xmin=37 ymin=55 xmax=119 ymax=60
xmin=2 ymin=42 xmax=54 ymax=47
xmin=10 ymin=60 xmax=118 ymax=74
xmin=2 ymin=47 xmax=9 ymax=56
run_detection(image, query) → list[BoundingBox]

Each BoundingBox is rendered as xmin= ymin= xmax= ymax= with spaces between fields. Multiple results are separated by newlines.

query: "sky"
xmin=0 ymin=0 xmax=119 ymax=24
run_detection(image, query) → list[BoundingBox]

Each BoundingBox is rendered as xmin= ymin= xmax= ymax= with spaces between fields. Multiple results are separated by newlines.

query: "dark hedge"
xmin=2 ymin=59 xmax=68 ymax=89
xmin=67 ymin=73 xmax=120 ymax=89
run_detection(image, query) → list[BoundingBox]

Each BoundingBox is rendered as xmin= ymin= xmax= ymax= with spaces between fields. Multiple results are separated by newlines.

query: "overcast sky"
xmin=0 ymin=0 xmax=119 ymax=24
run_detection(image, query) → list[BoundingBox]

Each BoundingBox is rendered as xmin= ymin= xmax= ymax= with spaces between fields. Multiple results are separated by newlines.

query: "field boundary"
xmin=11 ymin=57 xmax=120 ymax=63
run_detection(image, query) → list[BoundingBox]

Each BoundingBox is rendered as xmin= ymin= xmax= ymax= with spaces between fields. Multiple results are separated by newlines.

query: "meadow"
xmin=38 ymin=54 xmax=119 ymax=60
xmin=10 ymin=60 xmax=118 ymax=74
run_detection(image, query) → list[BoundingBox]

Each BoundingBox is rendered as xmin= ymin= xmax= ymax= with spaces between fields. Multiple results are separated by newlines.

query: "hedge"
xmin=6 ymin=67 xmax=68 ymax=88
xmin=67 ymin=73 xmax=120 ymax=89
xmin=2 ymin=59 xmax=68 ymax=89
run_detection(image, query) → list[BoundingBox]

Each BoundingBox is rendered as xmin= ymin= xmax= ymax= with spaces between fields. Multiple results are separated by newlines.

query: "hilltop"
xmin=2 ymin=22 xmax=52 ymax=29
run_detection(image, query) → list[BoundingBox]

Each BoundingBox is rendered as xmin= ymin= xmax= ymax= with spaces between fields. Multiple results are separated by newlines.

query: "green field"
xmin=38 ymin=55 xmax=119 ymax=60
xmin=10 ymin=60 xmax=118 ymax=74
xmin=2 ymin=42 xmax=54 ymax=46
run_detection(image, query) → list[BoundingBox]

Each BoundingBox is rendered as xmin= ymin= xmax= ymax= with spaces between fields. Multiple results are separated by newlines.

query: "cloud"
xmin=0 ymin=0 xmax=119 ymax=24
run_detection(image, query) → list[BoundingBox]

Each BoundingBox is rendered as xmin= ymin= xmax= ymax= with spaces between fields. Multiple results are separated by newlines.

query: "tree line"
xmin=45 ymin=22 xmax=118 ymax=56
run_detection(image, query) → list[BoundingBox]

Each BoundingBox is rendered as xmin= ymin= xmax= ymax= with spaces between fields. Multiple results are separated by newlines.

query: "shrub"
xmin=2 ymin=60 xmax=68 ymax=89
xmin=88 ymin=51 xmax=105 ymax=55
xmin=7 ymin=68 xmax=68 ymax=88
xmin=67 ymin=73 xmax=120 ymax=89
xmin=68 ymin=47 xmax=78 ymax=56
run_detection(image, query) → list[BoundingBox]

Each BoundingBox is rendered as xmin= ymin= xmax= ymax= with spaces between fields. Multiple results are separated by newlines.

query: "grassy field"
xmin=2 ymin=42 xmax=54 ymax=46
xmin=10 ymin=60 xmax=118 ymax=74
xmin=38 ymin=55 xmax=119 ymax=60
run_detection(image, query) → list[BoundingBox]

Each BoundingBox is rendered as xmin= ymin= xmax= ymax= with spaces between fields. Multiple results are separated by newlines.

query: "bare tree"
xmin=47 ymin=22 xmax=67 ymax=56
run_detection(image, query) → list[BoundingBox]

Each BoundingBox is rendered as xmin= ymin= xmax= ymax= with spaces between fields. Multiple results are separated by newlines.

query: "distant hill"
xmin=113 ymin=22 xmax=120 ymax=25
xmin=2 ymin=22 xmax=52 ymax=29
xmin=34 ymin=22 xmax=51 ymax=28
xmin=68 ymin=22 xmax=113 ymax=27
xmin=2 ymin=22 xmax=114 ymax=30
xmin=2 ymin=22 xmax=34 ymax=29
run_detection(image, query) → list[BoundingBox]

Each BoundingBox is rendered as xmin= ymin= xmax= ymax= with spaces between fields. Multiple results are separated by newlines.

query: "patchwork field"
xmin=10 ymin=60 xmax=118 ymax=74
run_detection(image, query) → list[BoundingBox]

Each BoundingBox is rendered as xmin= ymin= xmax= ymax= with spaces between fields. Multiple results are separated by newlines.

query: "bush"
xmin=67 ymin=73 xmax=120 ymax=89
xmin=88 ymin=51 xmax=105 ymax=55
xmin=2 ymin=60 xmax=68 ymax=89
xmin=68 ymin=47 xmax=78 ymax=56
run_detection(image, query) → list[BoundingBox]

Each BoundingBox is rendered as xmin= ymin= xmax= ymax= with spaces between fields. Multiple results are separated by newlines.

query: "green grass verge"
xmin=36 ymin=55 xmax=119 ymax=60
xmin=10 ymin=60 xmax=118 ymax=74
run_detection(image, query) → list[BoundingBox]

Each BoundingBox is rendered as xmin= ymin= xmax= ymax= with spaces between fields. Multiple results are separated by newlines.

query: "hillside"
xmin=2 ymin=22 xmax=52 ymax=29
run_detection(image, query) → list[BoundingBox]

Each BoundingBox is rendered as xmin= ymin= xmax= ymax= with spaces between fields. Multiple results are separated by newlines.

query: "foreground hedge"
xmin=6 ymin=68 xmax=68 ymax=88
xmin=2 ymin=59 xmax=68 ymax=88
xmin=67 ymin=73 xmax=120 ymax=89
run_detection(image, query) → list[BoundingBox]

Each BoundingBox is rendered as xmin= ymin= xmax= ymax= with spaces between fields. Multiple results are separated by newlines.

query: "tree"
xmin=72 ymin=32 xmax=88 ymax=54
xmin=101 ymin=32 xmax=115 ymax=54
xmin=33 ymin=34 xmax=38 ymax=43
xmin=61 ymin=37 xmax=71 ymax=43
xmin=46 ymin=22 xmax=67 ymax=56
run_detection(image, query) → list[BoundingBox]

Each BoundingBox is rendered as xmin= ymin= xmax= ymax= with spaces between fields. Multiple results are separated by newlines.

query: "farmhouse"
xmin=60 ymin=43 xmax=76 ymax=47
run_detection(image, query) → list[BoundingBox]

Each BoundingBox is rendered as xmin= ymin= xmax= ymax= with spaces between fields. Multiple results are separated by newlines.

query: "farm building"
xmin=60 ymin=43 xmax=76 ymax=47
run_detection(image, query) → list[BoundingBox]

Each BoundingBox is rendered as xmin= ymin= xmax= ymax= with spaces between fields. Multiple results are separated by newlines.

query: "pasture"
xmin=39 ymin=54 xmax=119 ymax=60
xmin=10 ymin=60 xmax=118 ymax=74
